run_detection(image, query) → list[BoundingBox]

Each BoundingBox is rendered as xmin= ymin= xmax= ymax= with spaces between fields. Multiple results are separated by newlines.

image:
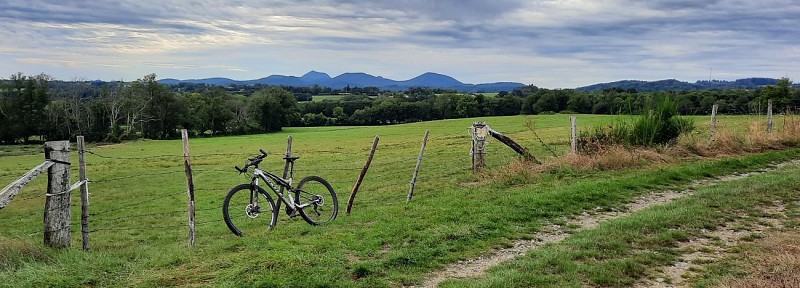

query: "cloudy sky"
xmin=1 ymin=0 xmax=798 ymax=88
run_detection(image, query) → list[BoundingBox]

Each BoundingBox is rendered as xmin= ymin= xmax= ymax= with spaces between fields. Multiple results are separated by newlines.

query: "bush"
xmin=577 ymin=97 xmax=694 ymax=153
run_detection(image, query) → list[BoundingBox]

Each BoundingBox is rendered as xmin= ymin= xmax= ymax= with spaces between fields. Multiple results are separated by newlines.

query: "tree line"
xmin=0 ymin=73 xmax=797 ymax=144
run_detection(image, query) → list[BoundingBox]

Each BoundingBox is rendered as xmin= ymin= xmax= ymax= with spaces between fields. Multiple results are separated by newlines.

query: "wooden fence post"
xmin=471 ymin=122 xmax=488 ymax=171
xmin=77 ymin=136 xmax=90 ymax=250
xmin=44 ymin=140 xmax=71 ymax=248
xmin=570 ymin=116 xmax=577 ymax=153
xmin=767 ymin=99 xmax=773 ymax=134
xmin=347 ymin=135 xmax=379 ymax=215
xmin=181 ymin=130 xmax=195 ymax=247
xmin=407 ymin=131 xmax=429 ymax=202
xmin=276 ymin=136 xmax=293 ymax=213
xmin=711 ymin=104 xmax=718 ymax=139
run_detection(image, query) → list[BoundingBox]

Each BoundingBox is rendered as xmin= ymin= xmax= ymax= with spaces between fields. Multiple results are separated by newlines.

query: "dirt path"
xmin=413 ymin=160 xmax=800 ymax=288
xmin=635 ymin=201 xmax=789 ymax=288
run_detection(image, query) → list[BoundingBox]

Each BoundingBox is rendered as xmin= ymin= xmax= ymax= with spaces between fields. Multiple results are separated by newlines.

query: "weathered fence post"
xmin=44 ymin=140 xmax=71 ymax=248
xmin=711 ymin=104 xmax=718 ymax=139
xmin=276 ymin=136 xmax=293 ymax=213
xmin=347 ymin=135 xmax=379 ymax=215
xmin=77 ymin=136 xmax=90 ymax=250
xmin=767 ymin=99 xmax=773 ymax=134
xmin=471 ymin=122 xmax=488 ymax=171
xmin=181 ymin=129 xmax=195 ymax=247
xmin=570 ymin=116 xmax=577 ymax=153
xmin=407 ymin=131 xmax=429 ymax=202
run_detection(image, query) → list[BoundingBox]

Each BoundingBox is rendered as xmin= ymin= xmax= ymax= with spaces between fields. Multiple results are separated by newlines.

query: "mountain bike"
xmin=223 ymin=149 xmax=338 ymax=236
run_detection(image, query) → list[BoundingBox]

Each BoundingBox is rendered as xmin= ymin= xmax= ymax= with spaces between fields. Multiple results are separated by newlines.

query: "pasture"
xmin=1 ymin=113 xmax=798 ymax=287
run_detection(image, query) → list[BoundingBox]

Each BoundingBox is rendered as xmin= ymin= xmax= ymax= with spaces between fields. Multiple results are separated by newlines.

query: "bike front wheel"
xmin=223 ymin=184 xmax=277 ymax=236
xmin=295 ymin=176 xmax=338 ymax=225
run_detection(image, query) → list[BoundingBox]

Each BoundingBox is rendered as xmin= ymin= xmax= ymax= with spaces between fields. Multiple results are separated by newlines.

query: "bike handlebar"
xmin=235 ymin=149 xmax=269 ymax=174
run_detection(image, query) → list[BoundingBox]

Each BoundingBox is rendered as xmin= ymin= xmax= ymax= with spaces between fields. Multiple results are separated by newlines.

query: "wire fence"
xmin=0 ymin=131 xmax=530 ymax=245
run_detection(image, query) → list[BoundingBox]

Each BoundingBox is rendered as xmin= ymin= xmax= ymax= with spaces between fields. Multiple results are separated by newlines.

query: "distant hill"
xmin=577 ymin=78 xmax=785 ymax=92
xmin=158 ymin=71 xmax=526 ymax=92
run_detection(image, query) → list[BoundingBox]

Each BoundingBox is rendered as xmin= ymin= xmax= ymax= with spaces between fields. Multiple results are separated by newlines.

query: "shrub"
xmin=577 ymin=96 xmax=694 ymax=153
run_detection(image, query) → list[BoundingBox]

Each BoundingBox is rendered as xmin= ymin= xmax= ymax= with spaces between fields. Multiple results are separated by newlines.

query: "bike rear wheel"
xmin=295 ymin=176 xmax=338 ymax=225
xmin=223 ymin=184 xmax=277 ymax=236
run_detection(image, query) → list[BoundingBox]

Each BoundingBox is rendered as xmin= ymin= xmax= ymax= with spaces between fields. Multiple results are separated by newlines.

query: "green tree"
xmin=248 ymin=87 xmax=299 ymax=132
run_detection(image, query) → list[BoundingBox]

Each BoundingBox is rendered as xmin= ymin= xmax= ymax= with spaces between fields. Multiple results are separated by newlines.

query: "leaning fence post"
xmin=347 ymin=135 xmax=379 ymax=215
xmin=407 ymin=130 xmax=429 ymax=202
xmin=471 ymin=122 xmax=487 ymax=172
xmin=767 ymin=99 xmax=773 ymax=134
xmin=77 ymin=136 xmax=90 ymax=250
xmin=44 ymin=140 xmax=71 ymax=248
xmin=711 ymin=104 xmax=718 ymax=140
xmin=181 ymin=129 xmax=195 ymax=247
xmin=570 ymin=116 xmax=577 ymax=153
xmin=276 ymin=136 xmax=293 ymax=213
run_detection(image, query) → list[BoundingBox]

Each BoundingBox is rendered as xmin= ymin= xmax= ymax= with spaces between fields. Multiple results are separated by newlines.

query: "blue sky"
xmin=1 ymin=0 xmax=798 ymax=88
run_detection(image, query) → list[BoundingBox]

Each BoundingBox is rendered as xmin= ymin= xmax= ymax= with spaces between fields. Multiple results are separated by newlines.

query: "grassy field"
xmin=0 ymin=113 xmax=796 ymax=287
xmin=310 ymin=94 xmax=346 ymax=102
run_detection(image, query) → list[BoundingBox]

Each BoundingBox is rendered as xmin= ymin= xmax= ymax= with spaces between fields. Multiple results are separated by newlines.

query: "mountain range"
xmin=158 ymin=71 xmax=526 ymax=93
xmin=575 ymin=78 xmax=794 ymax=92
xmin=159 ymin=71 xmax=795 ymax=93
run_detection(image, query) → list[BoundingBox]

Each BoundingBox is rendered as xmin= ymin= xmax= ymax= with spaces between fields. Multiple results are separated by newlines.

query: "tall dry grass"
xmin=718 ymin=231 xmax=800 ymax=288
xmin=678 ymin=115 xmax=800 ymax=157
xmin=482 ymin=116 xmax=800 ymax=183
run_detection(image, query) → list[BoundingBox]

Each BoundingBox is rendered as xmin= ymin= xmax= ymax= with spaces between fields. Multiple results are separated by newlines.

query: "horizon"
xmin=1 ymin=1 xmax=798 ymax=88
xmin=34 ymin=70 xmax=789 ymax=90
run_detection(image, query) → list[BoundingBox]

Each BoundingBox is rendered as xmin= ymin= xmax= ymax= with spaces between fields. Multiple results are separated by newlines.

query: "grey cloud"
xmin=1 ymin=0 xmax=798 ymax=86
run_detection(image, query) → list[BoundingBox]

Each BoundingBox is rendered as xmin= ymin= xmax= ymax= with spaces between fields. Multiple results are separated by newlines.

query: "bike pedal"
xmin=287 ymin=209 xmax=299 ymax=218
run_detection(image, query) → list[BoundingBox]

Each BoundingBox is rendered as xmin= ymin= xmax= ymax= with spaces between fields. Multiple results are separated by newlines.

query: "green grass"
xmin=311 ymin=94 xmax=345 ymax=102
xmin=0 ymin=114 xmax=797 ymax=287
xmin=442 ymin=157 xmax=800 ymax=287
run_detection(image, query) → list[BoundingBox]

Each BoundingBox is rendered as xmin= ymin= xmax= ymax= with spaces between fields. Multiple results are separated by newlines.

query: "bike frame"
xmin=250 ymin=168 xmax=315 ymax=211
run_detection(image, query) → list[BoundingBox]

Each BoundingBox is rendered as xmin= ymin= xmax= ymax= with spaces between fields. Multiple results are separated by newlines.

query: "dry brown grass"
xmin=717 ymin=230 xmax=800 ymax=288
xmin=480 ymin=118 xmax=800 ymax=184
xmin=479 ymin=145 xmax=672 ymax=183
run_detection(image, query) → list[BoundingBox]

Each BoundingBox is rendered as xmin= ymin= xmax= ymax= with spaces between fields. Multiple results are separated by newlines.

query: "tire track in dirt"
xmin=413 ymin=160 xmax=800 ymax=288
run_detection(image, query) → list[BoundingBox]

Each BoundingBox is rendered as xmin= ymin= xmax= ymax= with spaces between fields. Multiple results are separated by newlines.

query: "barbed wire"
xmin=83 ymin=149 xmax=257 ymax=161
xmin=83 ymin=149 xmax=181 ymax=160
xmin=25 ymin=225 xmax=75 ymax=237
xmin=90 ymin=219 xmax=222 ymax=233
xmin=90 ymin=193 xmax=182 ymax=216
xmin=89 ymin=169 xmax=185 ymax=183
xmin=89 ymin=209 xmax=186 ymax=224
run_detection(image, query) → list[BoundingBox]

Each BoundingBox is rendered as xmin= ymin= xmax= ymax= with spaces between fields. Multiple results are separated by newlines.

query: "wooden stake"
xmin=570 ymin=116 xmax=577 ymax=153
xmin=276 ymin=136 xmax=293 ymax=213
xmin=77 ymin=136 xmax=90 ymax=250
xmin=767 ymin=99 xmax=773 ymax=134
xmin=711 ymin=104 xmax=718 ymax=140
xmin=407 ymin=131 xmax=429 ymax=202
xmin=347 ymin=135 xmax=379 ymax=215
xmin=44 ymin=140 xmax=71 ymax=248
xmin=181 ymin=129 xmax=195 ymax=247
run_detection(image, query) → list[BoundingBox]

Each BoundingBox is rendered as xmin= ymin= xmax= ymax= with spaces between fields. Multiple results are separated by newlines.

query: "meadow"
xmin=1 ymin=113 xmax=798 ymax=287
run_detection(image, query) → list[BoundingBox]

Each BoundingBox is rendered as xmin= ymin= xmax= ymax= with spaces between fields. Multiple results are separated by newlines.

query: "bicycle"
xmin=223 ymin=149 xmax=338 ymax=236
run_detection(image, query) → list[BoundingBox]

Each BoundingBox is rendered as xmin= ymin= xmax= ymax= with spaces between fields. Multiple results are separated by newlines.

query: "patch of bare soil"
xmin=412 ymin=160 xmax=800 ymax=288
xmin=636 ymin=202 xmax=787 ymax=288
